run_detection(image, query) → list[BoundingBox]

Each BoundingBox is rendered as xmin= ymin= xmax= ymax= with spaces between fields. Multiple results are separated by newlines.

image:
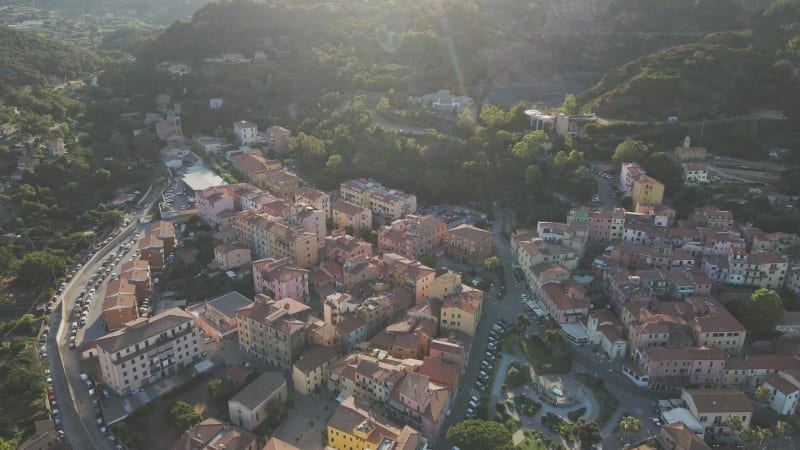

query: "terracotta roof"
xmin=333 ymin=199 xmax=369 ymax=216
xmin=764 ymin=374 xmax=800 ymax=395
xmin=398 ymin=372 xmax=430 ymax=405
xmin=261 ymin=437 xmax=302 ymax=450
xmin=294 ymin=344 xmax=335 ymax=374
xmin=225 ymin=364 xmax=254 ymax=384
xmin=684 ymin=388 xmax=754 ymax=414
xmin=643 ymin=346 xmax=724 ymax=362
xmin=660 ymin=422 xmax=711 ymax=450
xmin=447 ymin=224 xmax=492 ymax=242
xmin=95 ymin=308 xmax=193 ymax=354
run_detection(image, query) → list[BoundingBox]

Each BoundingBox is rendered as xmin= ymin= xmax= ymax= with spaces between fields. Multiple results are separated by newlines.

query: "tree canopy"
xmin=743 ymin=289 xmax=785 ymax=337
xmin=446 ymin=419 xmax=515 ymax=450
xmin=165 ymin=401 xmax=202 ymax=431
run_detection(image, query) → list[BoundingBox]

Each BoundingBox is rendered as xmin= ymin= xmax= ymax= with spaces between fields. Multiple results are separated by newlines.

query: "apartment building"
xmin=627 ymin=346 xmax=725 ymax=390
xmin=535 ymin=221 xmax=589 ymax=253
xmin=252 ymin=257 xmax=309 ymax=302
xmin=631 ymin=173 xmax=665 ymax=209
xmin=295 ymin=187 xmax=331 ymax=218
xmin=388 ymin=372 xmax=451 ymax=441
xmin=682 ymin=162 xmax=709 ymax=185
xmin=327 ymin=351 xmax=417 ymax=404
xmin=171 ymin=418 xmax=257 ymax=450
xmin=327 ymin=396 xmax=425 ymax=450
xmin=236 ymin=296 xmax=311 ymax=369
xmin=752 ymin=232 xmax=800 ymax=257
xmin=118 ymin=259 xmax=152 ymax=299
xmin=445 ymin=224 xmax=493 ymax=263
xmin=762 ymin=370 xmax=800 ymax=415
xmin=231 ymin=152 xmax=280 ymax=188
xmin=440 ymin=288 xmax=483 ymax=336
xmin=264 ymin=220 xmax=320 ymax=267
xmin=332 ymin=200 xmax=373 ymax=232
xmin=681 ymin=389 xmax=754 ymax=437
xmin=620 ymin=162 xmax=646 ymax=194
xmin=95 ymin=308 xmax=199 ymax=395
xmin=689 ymin=206 xmax=734 ymax=230
xmin=196 ymin=187 xmax=235 ymax=227
xmin=263 ymin=169 xmax=301 ymax=200
xmin=102 ymin=294 xmax=138 ymax=332
xmin=325 ymin=229 xmax=373 ymax=264
xmin=516 ymin=238 xmax=579 ymax=285
xmin=292 ymin=344 xmax=337 ymax=395
xmin=186 ymin=291 xmax=252 ymax=342
xmin=233 ymin=120 xmax=258 ymax=145
xmin=378 ymin=215 xmax=447 ymax=260
xmin=380 ymin=253 xmax=436 ymax=302
xmin=289 ymin=204 xmax=327 ymax=242
xmin=539 ymin=281 xmax=588 ymax=324
xmin=340 ymin=178 xmax=417 ymax=219
xmin=265 ymin=125 xmax=291 ymax=152
xmin=727 ymin=248 xmax=788 ymax=289
xmin=213 ymin=243 xmax=252 ymax=270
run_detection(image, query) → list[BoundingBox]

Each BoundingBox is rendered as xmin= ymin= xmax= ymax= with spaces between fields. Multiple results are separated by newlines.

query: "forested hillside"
xmin=0 ymin=25 xmax=103 ymax=87
xmin=577 ymin=0 xmax=800 ymax=120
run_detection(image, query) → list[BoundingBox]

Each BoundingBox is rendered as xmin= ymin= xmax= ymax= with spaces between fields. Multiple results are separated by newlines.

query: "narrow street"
xmin=48 ymin=179 xmax=167 ymax=449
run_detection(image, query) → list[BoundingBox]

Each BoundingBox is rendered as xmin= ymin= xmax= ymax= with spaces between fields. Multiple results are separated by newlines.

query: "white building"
xmin=94 ymin=308 xmax=199 ymax=396
xmin=620 ymin=162 xmax=646 ymax=194
xmin=233 ymin=121 xmax=258 ymax=146
xmin=683 ymin=162 xmax=709 ymax=185
xmin=763 ymin=371 xmax=800 ymax=416
xmin=210 ymin=98 xmax=224 ymax=109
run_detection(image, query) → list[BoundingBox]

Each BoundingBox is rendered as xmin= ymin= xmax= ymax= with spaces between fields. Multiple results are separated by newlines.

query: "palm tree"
xmin=739 ymin=427 xmax=755 ymax=449
xmin=725 ymin=414 xmax=743 ymax=434
xmin=544 ymin=328 xmax=564 ymax=348
xmin=618 ymin=415 xmax=643 ymax=442
xmin=756 ymin=427 xmax=773 ymax=449
xmin=774 ymin=420 xmax=790 ymax=439
xmin=754 ymin=384 xmax=771 ymax=403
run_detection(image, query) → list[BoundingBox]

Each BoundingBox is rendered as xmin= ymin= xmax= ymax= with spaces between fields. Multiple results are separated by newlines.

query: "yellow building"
xmin=631 ymin=173 xmax=665 ymax=209
xmin=332 ymin=200 xmax=373 ymax=232
xmin=327 ymin=396 xmax=423 ymax=450
xmin=266 ymin=220 xmax=320 ymax=267
xmin=440 ymin=288 xmax=483 ymax=336
xmin=292 ymin=344 xmax=335 ymax=395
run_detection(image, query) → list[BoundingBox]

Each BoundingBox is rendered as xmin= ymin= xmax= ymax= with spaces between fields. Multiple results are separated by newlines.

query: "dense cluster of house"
xmin=513 ymin=185 xmax=800 ymax=427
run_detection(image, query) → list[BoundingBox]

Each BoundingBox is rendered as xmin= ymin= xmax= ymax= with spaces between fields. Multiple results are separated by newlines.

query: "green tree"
xmin=207 ymin=378 xmax=235 ymax=403
xmin=544 ymin=329 xmax=565 ymax=348
xmin=446 ymin=419 xmax=514 ymax=450
xmin=484 ymin=256 xmax=500 ymax=271
xmin=524 ymin=164 xmax=543 ymax=187
xmin=265 ymin=398 xmax=287 ymax=426
xmin=165 ymin=401 xmax=201 ymax=431
xmin=725 ymin=414 xmax=743 ymax=433
xmin=743 ymin=289 xmax=785 ymax=337
xmin=14 ymin=251 xmax=65 ymax=288
xmin=572 ymin=418 xmax=601 ymax=450
xmin=618 ymin=415 xmax=643 ymax=442
xmin=755 ymin=384 xmax=771 ymax=403
xmin=561 ymin=94 xmax=579 ymax=116
xmin=755 ymin=427 xmax=773 ymax=449
xmin=739 ymin=427 xmax=755 ymax=447
xmin=514 ymin=313 xmax=531 ymax=333
xmin=612 ymin=138 xmax=650 ymax=164
xmin=774 ymin=420 xmax=790 ymax=439
xmin=512 ymin=131 xmax=549 ymax=162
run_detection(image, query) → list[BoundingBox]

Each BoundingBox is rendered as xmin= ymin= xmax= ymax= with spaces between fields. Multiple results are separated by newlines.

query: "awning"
xmin=194 ymin=359 xmax=214 ymax=374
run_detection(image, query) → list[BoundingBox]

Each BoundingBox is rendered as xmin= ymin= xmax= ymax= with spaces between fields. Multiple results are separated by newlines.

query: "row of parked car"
xmin=465 ymin=317 xmax=510 ymax=418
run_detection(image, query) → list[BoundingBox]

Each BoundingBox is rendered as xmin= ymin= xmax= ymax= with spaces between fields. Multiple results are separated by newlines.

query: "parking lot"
xmin=417 ymin=204 xmax=488 ymax=229
xmin=159 ymin=178 xmax=195 ymax=215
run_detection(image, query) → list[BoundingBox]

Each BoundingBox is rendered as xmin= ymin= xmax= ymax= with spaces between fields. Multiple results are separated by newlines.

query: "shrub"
xmin=567 ymin=407 xmax=587 ymax=422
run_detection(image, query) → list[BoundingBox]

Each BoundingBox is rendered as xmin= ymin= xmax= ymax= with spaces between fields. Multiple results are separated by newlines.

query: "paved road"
xmin=49 ymin=178 xmax=167 ymax=449
xmin=590 ymin=173 xmax=617 ymax=209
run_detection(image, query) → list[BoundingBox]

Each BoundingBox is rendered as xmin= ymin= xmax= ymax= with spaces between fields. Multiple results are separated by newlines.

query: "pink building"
xmin=540 ymin=281 xmax=588 ymax=324
xmin=324 ymin=229 xmax=373 ymax=264
xmin=627 ymin=346 xmax=725 ymax=390
xmin=197 ymin=186 xmax=235 ymax=227
xmin=390 ymin=372 xmax=450 ymax=441
xmin=252 ymin=257 xmax=309 ymax=302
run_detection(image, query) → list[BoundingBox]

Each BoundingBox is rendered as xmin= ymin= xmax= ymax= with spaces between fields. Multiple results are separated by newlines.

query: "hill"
xmin=0 ymin=25 xmax=104 ymax=87
xmin=577 ymin=1 xmax=800 ymax=121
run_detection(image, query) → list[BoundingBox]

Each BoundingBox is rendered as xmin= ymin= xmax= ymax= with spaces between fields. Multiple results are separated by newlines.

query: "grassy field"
xmin=520 ymin=334 xmax=572 ymax=374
